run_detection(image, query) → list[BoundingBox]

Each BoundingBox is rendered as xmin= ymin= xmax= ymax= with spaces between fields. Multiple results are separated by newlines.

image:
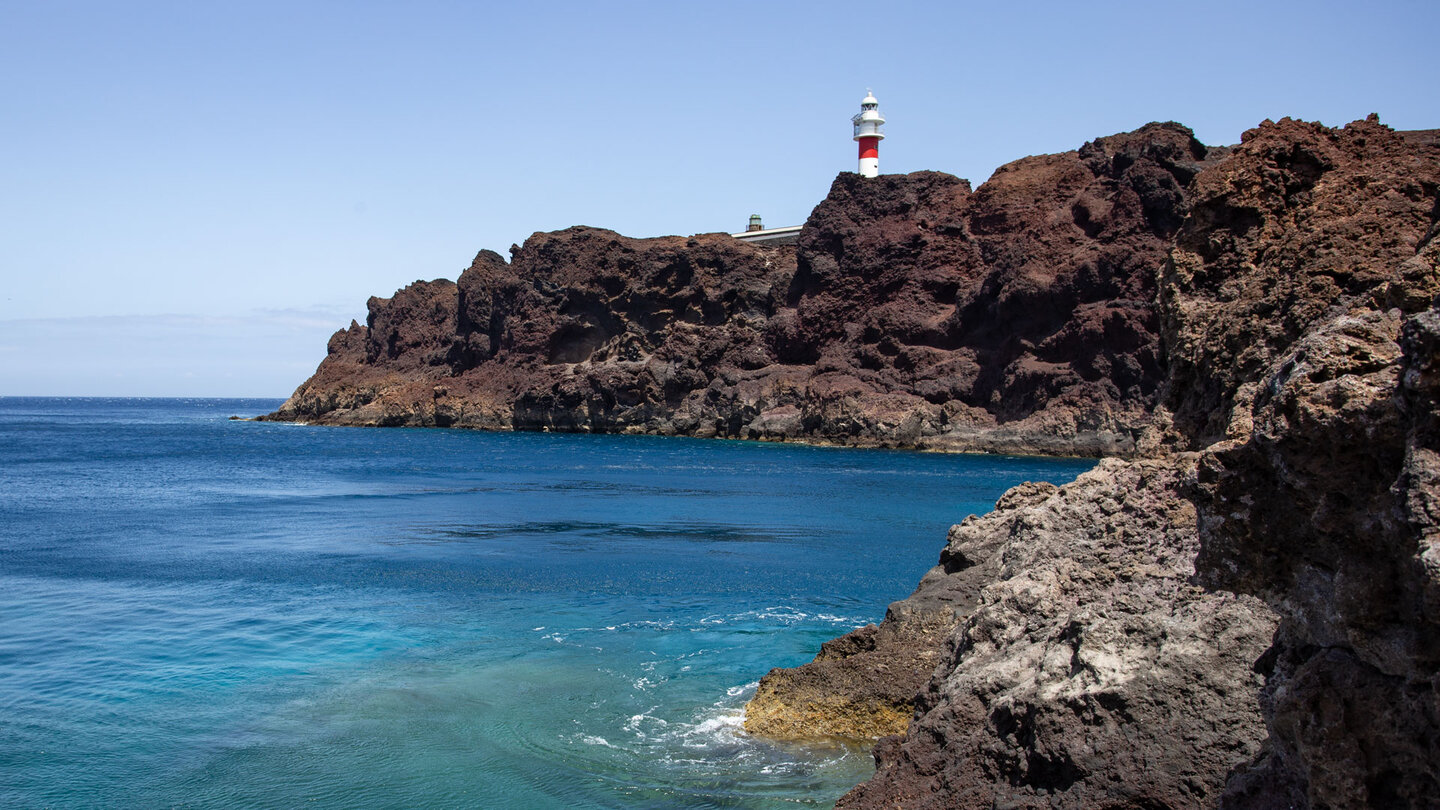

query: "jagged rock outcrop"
xmin=744 ymin=125 xmax=1235 ymax=746
xmin=836 ymin=457 xmax=1277 ymax=809
xmin=264 ymin=123 xmax=1217 ymax=456
xmin=266 ymin=231 xmax=797 ymax=431
xmin=1169 ymin=118 xmax=1440 ymax=808
xmin=745 ymin=481 xmax=1064 ymax=741
xmin=265 ymin=114 xmax=1440 ymax=807
xmin=811 ymin=118 xmax=1440 ymax=809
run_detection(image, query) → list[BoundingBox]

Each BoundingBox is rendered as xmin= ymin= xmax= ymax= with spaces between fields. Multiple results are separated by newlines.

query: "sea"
xmin=0 ymin=397 xmax=1094 ymax=809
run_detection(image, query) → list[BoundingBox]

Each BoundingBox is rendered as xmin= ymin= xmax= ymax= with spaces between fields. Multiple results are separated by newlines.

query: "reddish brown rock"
xmin=265 ymin=123 xmax=1216 ymax=457
xmin=782 ymin=122 xmax=1209 ymax=454
xmin=1160 ymin=117 xmax=1440 ymax=447
xmin=835 ymin=117 xmax=1440 ymax=810
xmin=262 ymin=116 xmax=1440 ymax=809
xmin=1166 ymin=117 xmax=1440 ymax=809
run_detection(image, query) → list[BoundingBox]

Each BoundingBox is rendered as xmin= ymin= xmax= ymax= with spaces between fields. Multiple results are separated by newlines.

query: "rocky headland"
xmin=267 ymin=116 xmax=1439 ymax=807
xmin=263 ymin=122 xmax=1216 ymax=457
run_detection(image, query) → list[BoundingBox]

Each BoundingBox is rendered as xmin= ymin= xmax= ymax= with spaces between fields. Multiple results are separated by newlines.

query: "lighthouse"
xmin=852 ymin=91 xmax=885 ymax=178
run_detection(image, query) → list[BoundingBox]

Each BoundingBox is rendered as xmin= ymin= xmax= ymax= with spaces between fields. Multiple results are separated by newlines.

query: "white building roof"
xmin=729 ymin=225 xmax=803 ymax=243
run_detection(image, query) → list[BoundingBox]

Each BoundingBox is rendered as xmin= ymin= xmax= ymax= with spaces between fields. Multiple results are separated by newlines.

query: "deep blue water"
xmin=0 ymin=397 xmax=1093 ymax=808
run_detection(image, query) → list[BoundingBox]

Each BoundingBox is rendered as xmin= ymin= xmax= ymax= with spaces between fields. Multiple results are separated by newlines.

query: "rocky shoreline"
xmin=269 ymin=116 xmax=1439 ymax=807
xmin=754 ymin=117 xmax=1440 ymax=808
xmin=263 ymin=122 xmax=1218 ymax=458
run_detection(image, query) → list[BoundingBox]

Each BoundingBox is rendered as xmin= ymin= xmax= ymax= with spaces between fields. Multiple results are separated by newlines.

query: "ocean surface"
xmin=0 ymin=397 xmax=1094 ymax=808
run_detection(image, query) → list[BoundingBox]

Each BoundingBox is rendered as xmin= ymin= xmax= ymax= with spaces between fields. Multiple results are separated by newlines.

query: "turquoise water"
xmin=0 ymin=398 xmax=1093 ymax=808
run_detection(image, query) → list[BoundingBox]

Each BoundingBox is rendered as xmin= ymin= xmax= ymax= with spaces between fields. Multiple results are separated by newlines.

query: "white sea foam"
xmin=622 ymin=709 xmax=668 ymax=740
xmin=754 ymin=606 xmax=808 ymax=622
xmin=689 ymin=709 xmax=744 ymax=735
xmin=725 ymin=681 xmax=759 ymax=699
xmin=815 ymin=612 xmax=868 ymax=625
xmin=537 ymin=608 xmax=867 ymax=646
xmin=676 ymin=708 xmax=747 ymax=749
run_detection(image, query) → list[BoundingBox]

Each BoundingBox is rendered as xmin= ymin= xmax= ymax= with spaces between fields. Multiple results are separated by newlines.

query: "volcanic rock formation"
xmin=832 ymin=457 xmax=1278 ymax=808
xmin=780 ymin=118 xmax=1439 ymax=809
xmin=1170 ymin=118 xmax=1440 ymax=808
xmin=269 ymin=116 xmax=1440 ymax=808
xmin=265 ymin=123 xmax=1216 ymax=457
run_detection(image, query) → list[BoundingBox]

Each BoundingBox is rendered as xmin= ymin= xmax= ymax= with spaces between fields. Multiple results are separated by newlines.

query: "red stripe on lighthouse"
xmin=858 ymin=139 xmax=879 ymax=160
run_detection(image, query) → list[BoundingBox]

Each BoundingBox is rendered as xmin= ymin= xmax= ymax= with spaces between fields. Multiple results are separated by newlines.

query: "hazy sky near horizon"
xmin=3 ymin=0 xmax=1436 ymax=397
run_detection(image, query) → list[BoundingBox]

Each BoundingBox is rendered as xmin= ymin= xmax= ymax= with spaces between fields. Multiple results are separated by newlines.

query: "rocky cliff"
xmin=268 ymin=116 xmax=1440 ymax=807
xmin=264 ymin=123 xmax=1216 ymax=457
xmin=1171 ymin=119 xmax=1440 ymax=808
xmin=754 ymin=117 xmax=1439 ymax=808
xmin=834 ymin=457 xmax=1279 ymax=808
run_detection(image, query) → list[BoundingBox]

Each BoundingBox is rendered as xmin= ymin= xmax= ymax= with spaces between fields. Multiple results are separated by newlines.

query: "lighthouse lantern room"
xmin=852 ymin=91 xmax=885 ymax=178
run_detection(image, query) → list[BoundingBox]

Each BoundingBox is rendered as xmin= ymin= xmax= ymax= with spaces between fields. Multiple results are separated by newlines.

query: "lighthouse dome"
xmin=862 ymin=92 xmax=878 ymax=106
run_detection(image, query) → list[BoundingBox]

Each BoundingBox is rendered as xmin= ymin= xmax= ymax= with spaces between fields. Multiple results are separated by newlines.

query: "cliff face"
xmin=265 ymin=123 xmax=1215 ymax=457
xmin=837 ymin=457 xmax=1278 ymax=809
xmin=267 ymin=230 xmax=798 ymax=433
xmin=815 ymin=118 xmax=1440 ymax=808
xmin=266 ymin=116 xmax=1440 ymax=808
xmin=1173 ymin=119 xmax=1440 ymax=807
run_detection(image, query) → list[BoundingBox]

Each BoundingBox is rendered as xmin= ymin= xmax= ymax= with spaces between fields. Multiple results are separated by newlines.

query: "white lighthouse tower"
xmin=852 ymin=91 xmax=885 ymax=178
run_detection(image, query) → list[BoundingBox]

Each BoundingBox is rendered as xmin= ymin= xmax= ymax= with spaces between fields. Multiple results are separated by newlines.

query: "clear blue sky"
xmin=3 ymin=0 xmax=1435 ymax=397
